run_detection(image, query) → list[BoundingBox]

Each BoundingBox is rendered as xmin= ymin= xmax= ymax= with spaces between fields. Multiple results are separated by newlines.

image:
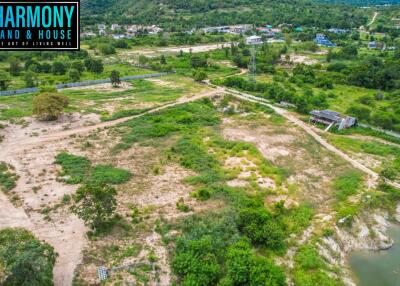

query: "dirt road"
xmin=222 ymin=88 xmax=400 ymax=190
xmin=368 ymin=12 xmax=379 ymax=26
xmin=0 ymin=87 xmax=223 ymax=286
xmin=1 ymin=78 xmax=398 ymax=285
xmin=120 ymin=43 xmax=235 ymax=58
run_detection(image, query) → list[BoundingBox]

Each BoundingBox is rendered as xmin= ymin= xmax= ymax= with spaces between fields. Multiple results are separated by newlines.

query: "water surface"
xmin=349 ymin=224 xmax=400 ymax=286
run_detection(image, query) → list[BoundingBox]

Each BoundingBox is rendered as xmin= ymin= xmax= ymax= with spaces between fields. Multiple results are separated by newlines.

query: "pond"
xmin=349 ymin=224 xmax=400 ymax=286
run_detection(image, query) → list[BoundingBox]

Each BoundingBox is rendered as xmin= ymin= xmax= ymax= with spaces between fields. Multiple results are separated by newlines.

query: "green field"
xmin=0 ymin=73 xmax=210 ymax=121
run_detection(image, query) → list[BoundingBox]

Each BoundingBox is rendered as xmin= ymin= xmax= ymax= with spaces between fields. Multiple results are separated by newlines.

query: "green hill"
xmin=318 ymin=0 xmax=400 ymax=5
xmin=81 ymin=0 xmax=368 ymax=30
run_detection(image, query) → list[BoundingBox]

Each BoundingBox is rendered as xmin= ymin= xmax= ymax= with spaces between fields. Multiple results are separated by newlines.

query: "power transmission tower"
xmin=248 ymin=44 xmax=256 ymax=81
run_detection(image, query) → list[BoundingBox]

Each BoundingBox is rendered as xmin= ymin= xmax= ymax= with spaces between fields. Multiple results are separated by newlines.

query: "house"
xmin=111 ymin=24 xmax=120 ymax=31
xmin=112 ymin=34 xmax=125 ymax=39
xmin=202 ymin=25 xmax=251 ymax=34
xmin=246 ymin=35 xmax=263 ymax=45
xmin=98 ymin=24 xmax=106 ymax=35
xmin=256 ymin=26 xmax=281 ymax=38
xmin=147 ymin=25 xmax=163 ymax=34
xmin=315 ymin=34 xmax=336 ymax=47
xmin=81 ymin=31 xmax=96 ymax=38
xmin=229 ymin=24 xmax=252 ymax=34
xmin=202 ymin=26 xmax=230 ymax=33
xmin=310 ymin=110 xmax=357 ymax=130
xmin=327 ymin=28 xmax=349 ymax=34
xmin=127 ymin=25 xmax=139 ymax=33
xmin=368 ymin=41 xmax=377 ymax=49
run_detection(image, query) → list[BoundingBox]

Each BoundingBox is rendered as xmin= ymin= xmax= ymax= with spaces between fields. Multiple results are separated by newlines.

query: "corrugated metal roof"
xmin=310 ymin=110 xmax=342 ymax=122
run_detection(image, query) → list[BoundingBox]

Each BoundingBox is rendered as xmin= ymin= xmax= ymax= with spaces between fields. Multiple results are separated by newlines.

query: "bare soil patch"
xmin=281 ymin=53 xmax=318 ymax=65
xmin=65 ymin=81 xmax=133 ymax=92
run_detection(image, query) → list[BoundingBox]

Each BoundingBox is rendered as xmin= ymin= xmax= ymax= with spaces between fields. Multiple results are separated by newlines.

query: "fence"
xmin=358 ymin=123 xmax=400 ymax=139
xmin=0 ymin=87 xmax=39 ymax=96
xmin=55 ymin=72 xmax=172 ymax=89
xmin=0 ymin=72 xmax=173 ymax=96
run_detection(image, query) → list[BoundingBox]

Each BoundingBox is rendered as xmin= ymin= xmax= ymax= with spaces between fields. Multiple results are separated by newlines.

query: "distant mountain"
xmin=81 ymin=0 xmax=368 ymax=30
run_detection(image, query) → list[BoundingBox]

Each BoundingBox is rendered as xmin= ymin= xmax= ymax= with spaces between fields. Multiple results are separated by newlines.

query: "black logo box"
xmin=0 ymin=0 xmax=80 ymax=51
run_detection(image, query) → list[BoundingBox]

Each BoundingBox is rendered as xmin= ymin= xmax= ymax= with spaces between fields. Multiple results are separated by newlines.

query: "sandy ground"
xmin=121 ymin=43 xmax=234 ymax=58
xmin=219 ymin=87 xmax=400 ymax=189
xmin=0 ymin=122 xmax=88 ymax=286
xmin=65 ymin=81 xmax=133 ymax=92
xmin=1 ymin=74 xmax=397 ymax=285
xmin=0 ymin=87 xmax=224 ymax=286
xmin=281 ymin=54 xmax=318 ymax=65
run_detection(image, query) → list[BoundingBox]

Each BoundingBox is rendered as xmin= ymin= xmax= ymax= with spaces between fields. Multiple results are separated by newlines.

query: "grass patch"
xmin=55 ymin=153 xmax=91 ymax=184
xmin=111 ymin=99 xmax=313 ymax=285
xmin=331 ymin=126 xmax=400 ymax=146
xmin=333 ymin=171 xmax=363 ymax=202
xmin=293 ymin=244 xmax=343 ymax=286
xmin=55 ymin=152 xmax=131 ymax=185
xmin=91 ymin=165 xmax=132 ymax=185
xmin=118 ymin=99 xmax=220 ymax=146
xmin=328 ymin=136 xmax=400 ymax=158
xmin=281 ymin=203 xmax=314 ymax=235
xmin=101 ymin=108 xmax=150 ymax=121
xmin=0 ymin=228 xmax=57 ymax=285
xmin=328 ymin=135 xmax=400 ymax=178
xmin=0 ymin=162 xmax=19 ymax=193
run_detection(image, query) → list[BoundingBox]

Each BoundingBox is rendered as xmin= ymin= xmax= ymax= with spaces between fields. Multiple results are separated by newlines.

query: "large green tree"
xmin=0 ymin=70 xmax=11 ymax=90
xmin=110 ymin=70 xmax=121 ymax=87
xmin=70 ymin=183 xmax=117 ymax=231
xmin=0 ymin=228 xmax=57 ymax=286
xmin=32 ymin=93 xmax=69 ymax=121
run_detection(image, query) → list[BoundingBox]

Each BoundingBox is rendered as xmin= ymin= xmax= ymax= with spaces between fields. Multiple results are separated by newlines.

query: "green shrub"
xmin=293 ymin=245 xmax=343 ymax=286
xmin=55 ymin=153 xmax=91 ymax=184
xmin=238 ymin=207 xmax=286 ymax=250
xmin=333 ymin=171 xmax=362 ymax=201
xmin=172 ymin=212 xmax=241 ymax=285
xmin=176 ymin=198 xmax=191 ymax=212
xmin=192 ymin=188 xmax=212 ymax=201
xmin=336 ymin=204 xmax=360 ymax=226
xmin=90 ymin=165 xmax=132 ymax=185
xmin=120 ymin=100 xmax=220 ymax=145
xmin=0 ymin=162 xmax=19 ymax=193
xmin=295 ymin=245 xmax=323 ymax=270
xmin=225 ymin=240 xmax=286 ymax=286
xmin=62 ymin=194 xmax=71 ymax=204
xmin=172 ymin=135 xmax=223 ymax=185
xmin=55 ymin=153 xmax=131 ymax=185
xmin=0 ymin=228 xmax=57 ymax=286
xmin=32 ymin=93 xmax=69 ymax=121
xmin=282 ymin=204 xmax=314 ymax=235
xmin=70 ymin=183 xmax=117 ymax=232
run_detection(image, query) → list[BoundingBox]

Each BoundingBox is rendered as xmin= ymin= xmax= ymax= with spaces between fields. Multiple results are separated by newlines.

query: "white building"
xmin=246 ymin=35 xmax=263 ymax=45
xmin=111 ymin=24 xmax=120 ymax=31
xmin=81 ymin=31 xmax=96 ymax=38
xmin=113 ymin=34 xmax=126 ymax=39
xmin=148 ymin=25 xmax=163 ymax=34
